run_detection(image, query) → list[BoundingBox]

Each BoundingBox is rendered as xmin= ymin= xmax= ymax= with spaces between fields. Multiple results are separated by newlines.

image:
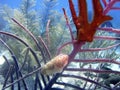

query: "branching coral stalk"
xmin=57 ymin=40 xmax=77 ymax=54
xmin=3 ymin=55 xmax=10 ymax=66
xmin=69 ymin=0 xmax=112 ymax=42
xmin=34 ymin=66 xmax=43 ymax=90
xmin=0 ymin=38 xmax=28 ymax=90
xmin=0 ymin=31 xmax=50 ymax=88
xmin=83 ymin=65 xmax=92 ymax=89
xmin=11 ymin=18 xmax=51 ymax=60
xmin=46 ymin=19 xmax=51 ymax=46
xmin=62 ymin=8 xmax=74 ymax=41
xmin=3 ymin=67 xmax=41 ymax=89
xmin=55 ymin=81 xmax=84 ymax=90
xmin=65 ymin=68 xmax=120 ymax=74
xmin=94 ymin=36 xmax=120 ymax=41
xmin=19 ymin=47 xmax=30 ymax=71
xmin=38 ymin=36 xmax=51 ymax=61
xmin=114 ymin=81 xmax=120 ymax=88
xmin=11 ymin=18 xmax=39 ymax=47
xmin=111 ymin=7 xmax=120 ymax=10
xmin=98 ymin=27 xmax=120 ymax=34
xmin=72 ymin=59 xmax=120 ymax=65
xmin=2 ymin=65 xmax=14 ymax=89
xmin=102 ymin=0 xmax=107 ymax=7
xmin=80 ymin=43 xmax=120 ymax=52
xmin=102 ymin=0 xmax=120 ymax=15
xmin=61 ymin=74 xmax=110 ymax=89
xmin=0 ymin=31 xmax=40 ymax=66
xmin=12 ymin=18 xmax=51 ymax=60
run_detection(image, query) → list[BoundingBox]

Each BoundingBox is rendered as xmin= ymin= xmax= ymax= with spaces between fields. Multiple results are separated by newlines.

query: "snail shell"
xmin=40 ymin=54 xmax=69 ymax=75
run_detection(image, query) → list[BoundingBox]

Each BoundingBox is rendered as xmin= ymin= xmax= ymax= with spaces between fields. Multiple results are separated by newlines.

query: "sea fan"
xmin=0 ymin=0 xmax=120 ymax=90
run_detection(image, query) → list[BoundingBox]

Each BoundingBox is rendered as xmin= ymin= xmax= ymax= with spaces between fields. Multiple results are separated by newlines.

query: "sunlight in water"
xmin=0 ymin=56 xmax=5 ymax=65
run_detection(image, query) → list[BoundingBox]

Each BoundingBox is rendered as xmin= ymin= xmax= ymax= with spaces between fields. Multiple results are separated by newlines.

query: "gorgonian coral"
xmin=69 ymin=0 xmax=112 ymax=42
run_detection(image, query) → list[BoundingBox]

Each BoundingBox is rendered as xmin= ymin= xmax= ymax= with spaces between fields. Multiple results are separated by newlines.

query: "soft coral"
xmin=69 ymin=0 xmax=113 ymax=42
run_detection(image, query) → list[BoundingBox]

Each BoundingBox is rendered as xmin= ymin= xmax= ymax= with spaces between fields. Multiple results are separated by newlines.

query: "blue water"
xmin=0 ymin=0 xmax=119 ymax=28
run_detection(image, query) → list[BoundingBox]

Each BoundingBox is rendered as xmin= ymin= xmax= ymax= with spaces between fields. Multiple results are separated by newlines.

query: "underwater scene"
xmin=0 ymin=0 xmax=120 ymax=90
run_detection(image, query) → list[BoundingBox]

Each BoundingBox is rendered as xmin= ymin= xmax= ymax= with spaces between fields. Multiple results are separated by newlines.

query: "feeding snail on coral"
xmin=40 ymin=54 xmax=69 ymax=75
